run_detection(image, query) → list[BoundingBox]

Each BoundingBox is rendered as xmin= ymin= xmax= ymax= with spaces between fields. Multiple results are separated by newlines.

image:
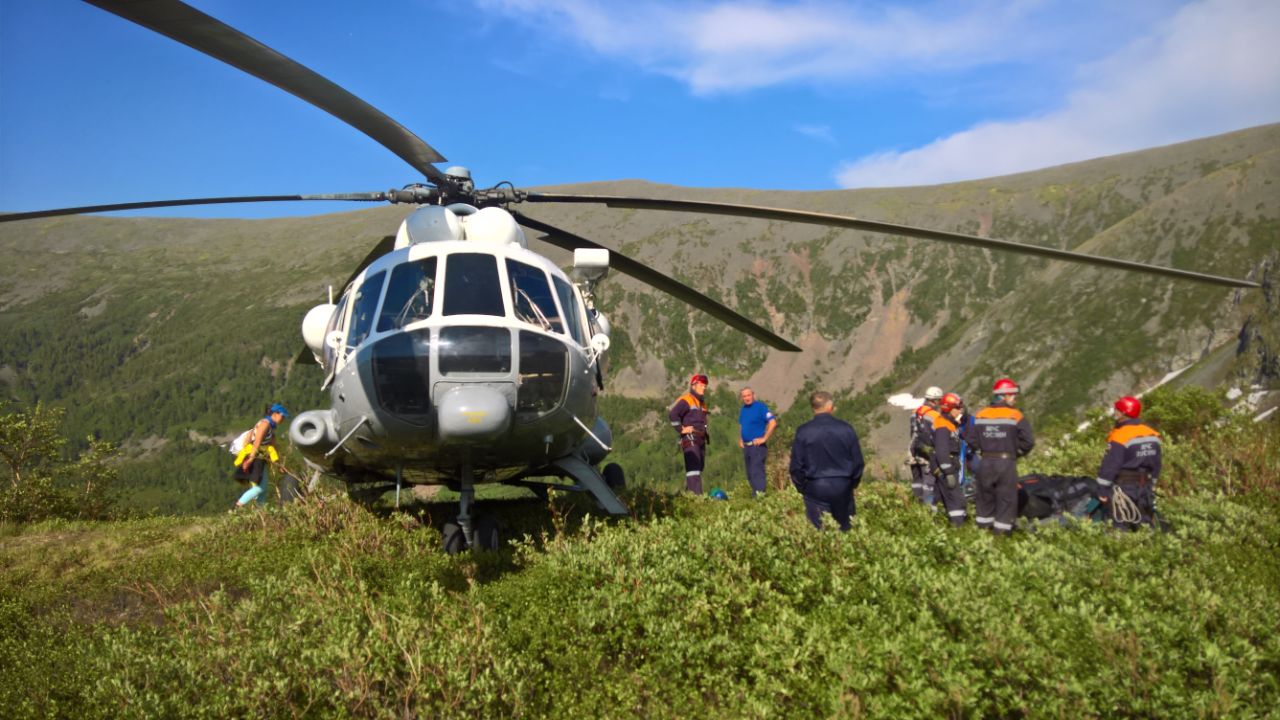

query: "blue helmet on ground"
xmin=709 ymin=487 xmax=728 ymax=500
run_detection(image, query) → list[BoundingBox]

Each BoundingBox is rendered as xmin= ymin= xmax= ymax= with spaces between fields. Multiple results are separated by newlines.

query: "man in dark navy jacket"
xmin=789 ymin=391 xmax=865 ymax=531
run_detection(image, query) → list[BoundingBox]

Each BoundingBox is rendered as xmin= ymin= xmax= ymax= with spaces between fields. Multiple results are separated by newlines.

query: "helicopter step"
xmin=551 ymin=455 xmax=629 ymax=516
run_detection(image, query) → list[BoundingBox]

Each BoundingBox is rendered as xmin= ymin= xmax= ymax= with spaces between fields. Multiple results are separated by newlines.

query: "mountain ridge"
xmin=1 ymin=123 xmax=1277 ymax=509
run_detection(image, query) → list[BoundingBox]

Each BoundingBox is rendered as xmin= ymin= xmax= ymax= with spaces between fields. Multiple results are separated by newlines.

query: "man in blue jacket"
xmin=789 ymin=391 xmax=865 ymax=531
xmin=738 ymin=387 xmax=778 ymax=497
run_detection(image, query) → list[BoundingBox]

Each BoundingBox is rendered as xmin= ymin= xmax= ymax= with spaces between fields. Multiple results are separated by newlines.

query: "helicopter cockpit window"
xmin=323 ymin=291 xmax=351 ymax=369
xmin=552 ymin=276 xmax=587 ymax=346
xmin=439 ymin=326 xmax=512 ymax=375
xmin=378 ymin=257 xmax=437 ymax=332
xmin=443 ymin=253 xmax=505 ymax=317
xmin=347 ymin=270 xmax=386 ymax=349
xmin=518 ymin=330 xmax=568 ymax=420
xmin=505 ymin=259 xmax=563 ymax=334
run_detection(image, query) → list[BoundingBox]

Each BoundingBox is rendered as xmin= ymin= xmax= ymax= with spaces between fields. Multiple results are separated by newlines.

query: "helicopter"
xmin=1 ymin=0 xmax=1260 ymax=552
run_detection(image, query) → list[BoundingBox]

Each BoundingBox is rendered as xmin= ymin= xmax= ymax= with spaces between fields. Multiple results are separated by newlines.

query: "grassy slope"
xmin=2 ymin=483 xmax=1277 ymax=718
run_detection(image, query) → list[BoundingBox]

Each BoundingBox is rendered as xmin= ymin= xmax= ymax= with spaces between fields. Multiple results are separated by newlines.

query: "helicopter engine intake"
xmin=291 ymin=409 xmax=340 ymax=455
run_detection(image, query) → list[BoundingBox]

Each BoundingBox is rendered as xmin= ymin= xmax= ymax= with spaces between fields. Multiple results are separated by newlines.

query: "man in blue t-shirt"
xmin=738 ymin=387 xmax=778 ymax=497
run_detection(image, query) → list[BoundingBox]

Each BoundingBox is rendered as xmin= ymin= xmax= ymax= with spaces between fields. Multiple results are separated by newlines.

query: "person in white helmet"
xmin=908 ymin=386 xmax=944 ymax=504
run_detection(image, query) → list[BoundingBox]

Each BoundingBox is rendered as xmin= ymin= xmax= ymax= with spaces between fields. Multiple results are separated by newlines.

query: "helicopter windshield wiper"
xmin=514 ymin=287 xmax=554 ymax=332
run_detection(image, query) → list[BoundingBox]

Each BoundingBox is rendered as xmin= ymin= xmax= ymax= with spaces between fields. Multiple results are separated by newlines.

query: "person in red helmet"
xmin=669 ymin=373 xmax=711 ymax=494
xmin=1096 ymin=395 xmax=1162 ymax=530
xmin=963 ymin=378 xmax=1035 ymax=535
xmin=930 ymin=393 xmax=969 ymax=527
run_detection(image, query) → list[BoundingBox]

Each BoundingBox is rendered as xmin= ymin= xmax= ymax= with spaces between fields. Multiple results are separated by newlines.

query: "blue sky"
xmin=2 ymin=0 xmax=1278 ymax=218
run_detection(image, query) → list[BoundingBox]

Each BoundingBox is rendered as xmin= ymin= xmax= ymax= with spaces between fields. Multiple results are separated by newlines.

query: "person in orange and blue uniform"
xmin=1096 ymin=395 xmax=1162 ymax=530
xmin=909 ymin=386 xmax=944 ymax=504
xmin=930 ymin=393 xmax=969 ymax=527
xmin=669 ymin=374 xmax=711 ymax=495
xmin=963 ymin=378 xmax=1034 ymax=535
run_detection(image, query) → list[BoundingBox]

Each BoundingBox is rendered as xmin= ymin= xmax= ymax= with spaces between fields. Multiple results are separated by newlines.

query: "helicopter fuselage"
xmin=290 ymin=206 xmax=612 ymax=488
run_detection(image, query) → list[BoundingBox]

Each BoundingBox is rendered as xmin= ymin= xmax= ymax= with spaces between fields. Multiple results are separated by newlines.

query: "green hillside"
xmin=2 ymin=124 xmax=1279 ymax=511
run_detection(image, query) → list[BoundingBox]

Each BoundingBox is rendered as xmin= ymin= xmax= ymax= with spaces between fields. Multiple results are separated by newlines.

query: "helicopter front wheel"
xmin=603 ymin=463 xmax=625 ymax=490
xmin=441 ymin=515 xmax=500 ymax=553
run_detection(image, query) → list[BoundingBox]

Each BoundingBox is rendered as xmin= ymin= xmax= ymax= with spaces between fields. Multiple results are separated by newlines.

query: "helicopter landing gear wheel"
xmin=442 ymin=522 xmax=467 ymax=555
xmin=474 ymin=515 xmax=500 ymax=551
xmin=603 ymin=463 xmax=625 ymax=490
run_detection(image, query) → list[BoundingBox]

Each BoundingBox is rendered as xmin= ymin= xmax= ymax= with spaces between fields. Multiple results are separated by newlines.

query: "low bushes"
xmin=2 ymin=482 xmax=1278 ymax=718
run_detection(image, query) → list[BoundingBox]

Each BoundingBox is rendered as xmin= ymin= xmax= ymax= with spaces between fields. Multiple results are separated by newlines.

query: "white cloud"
xmin=472 ymin=0 xmax=1069 ymax=93
xmin=835 ymin=0 xmax=1280 ymax=187
xmin=795 ymin=124 xmax=835 ymax=143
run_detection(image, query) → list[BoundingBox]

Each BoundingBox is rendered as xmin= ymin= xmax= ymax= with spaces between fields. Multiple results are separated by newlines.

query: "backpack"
xmin=229 ymin=427 xmax=254 ymax=455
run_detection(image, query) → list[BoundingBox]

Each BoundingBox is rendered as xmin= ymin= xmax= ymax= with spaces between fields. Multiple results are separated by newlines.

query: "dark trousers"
xmin=909 ymin=460 xmax=928 ymax=502
xmin=934 ymin=470 xmax=968 ymax=527
xmin=743 ymin=444 xmax=768 ymax=495
xmin=802 ymin=476 xmax=856 ymax=531
xmin=681 ymin=440 xmax=705 ymax=494
xmin=975 ymin=458 xmax=1018 ymax=534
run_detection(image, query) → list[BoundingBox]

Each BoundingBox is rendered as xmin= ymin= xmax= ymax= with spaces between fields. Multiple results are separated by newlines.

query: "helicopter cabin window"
xmin=439 ymin=326 xmax=512 ymax=375
xmin=518 ymin=330 xmax=568 ymax=420
xmin=371 ymin=330 xmax=432 ymax=419
xmin=378 ymin=257 xmax=438 ymax=332
xmin=323 ymin=292 xmax=351 ymax=369
xmin=347 ymin=270 xmax=386 ymax=350
xmin=552 ymin=276 xmax=587 ymax=345
xmin=442 ymin=253 xmax=505 ymax=317
xmin=505 ymin=259 xmax=563 ymax=334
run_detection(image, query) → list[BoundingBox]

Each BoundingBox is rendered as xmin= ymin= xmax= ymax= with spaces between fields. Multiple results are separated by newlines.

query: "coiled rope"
xmin=1112 ymin=486 xmax=1143 ymax=525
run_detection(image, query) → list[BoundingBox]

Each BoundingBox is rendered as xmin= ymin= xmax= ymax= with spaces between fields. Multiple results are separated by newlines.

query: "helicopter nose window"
xmin=517 ymin=330 xmax=568 ymax=420
xmin=372 ymin=329 xmax=433 ymax=419
xmin=552 ymin=276 xmax=587 ymax=345
xmin=378 ymin=257 xmax=438 ymax=331
xmin=439 ymin=326 xmax=512 ymax=375
xmin=506 ymin=259 xmax=563 ymax=334
xmin=443 ymin=253 xmax=505 ymax=317
xmin=347 ymin=270 xmax=387 ymax=349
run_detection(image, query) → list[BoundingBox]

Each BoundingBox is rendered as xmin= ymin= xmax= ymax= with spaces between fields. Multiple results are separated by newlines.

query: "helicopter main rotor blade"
xmin=513 ymin=212 xmax=801 ymax=353
xmin=84 ymin=0 xmax=447 ymax=184
xmin=0 ymin=192 xmax=390 ymax=223
xmin=526 ymin=193 xmax=1261 ymax=290
xmin=295 ymin=234 xmax=399 ymax=366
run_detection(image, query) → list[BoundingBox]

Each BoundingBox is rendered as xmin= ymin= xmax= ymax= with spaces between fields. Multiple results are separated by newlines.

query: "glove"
xmin=945 ymin=473 xmax=958 ymax=489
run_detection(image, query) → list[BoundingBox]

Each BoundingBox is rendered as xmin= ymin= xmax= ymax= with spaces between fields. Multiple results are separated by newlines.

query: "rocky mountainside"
xmin=1 ymin=123 xmax=1277 ymax=505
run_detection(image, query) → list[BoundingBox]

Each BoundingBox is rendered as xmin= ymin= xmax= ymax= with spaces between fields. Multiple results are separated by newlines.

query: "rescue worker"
xmin=669 ymin=374 xmax=711 ymax=494
xmin=963 ymin=378 xmax=1034 ymax=535
xmin=908 ymin=386 xmax=944 ymax=503
xmin=789 ymin=391 xmax=865 ymax=531
xmin=931 ymin=393 xmax=969 ymax=527
xmin=1096 ymin=395 xmax=1162 ymax=530
xmin=234 ymin=403 xmax=290 ymax=508
xmin=737 ymin=387 xmax=778 ymax=497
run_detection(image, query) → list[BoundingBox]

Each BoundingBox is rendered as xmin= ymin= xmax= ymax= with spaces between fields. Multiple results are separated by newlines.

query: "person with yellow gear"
xmin=233 ymin=403 xmax=289 ymax=508
xmin=931 ymin=392 xmax=970 ymax=527
xmin=908 ymin=386 xmax=944 ymax=504
xmin=963 ymin=378 xmax=1034 ymax=535
xmin=1096 ymin=395 xmax=1162 ymax=529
